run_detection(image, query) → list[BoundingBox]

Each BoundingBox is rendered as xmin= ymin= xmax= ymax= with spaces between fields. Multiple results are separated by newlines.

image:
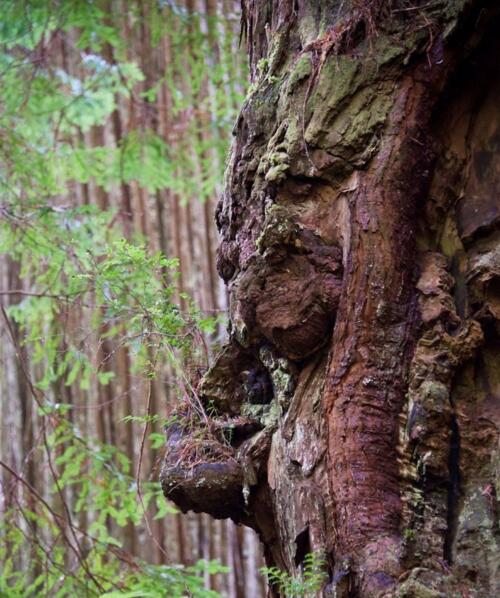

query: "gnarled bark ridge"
xmin=162 ymin=2 xmax=500 ymax=595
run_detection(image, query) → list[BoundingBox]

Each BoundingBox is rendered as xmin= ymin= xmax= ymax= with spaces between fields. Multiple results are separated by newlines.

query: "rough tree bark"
xmin=162 ymin=1 xmax=500 ymax=596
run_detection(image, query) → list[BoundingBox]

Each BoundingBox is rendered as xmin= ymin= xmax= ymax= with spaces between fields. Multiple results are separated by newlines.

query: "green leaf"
xmin=98 ymin=371 xmax=116 ymax=385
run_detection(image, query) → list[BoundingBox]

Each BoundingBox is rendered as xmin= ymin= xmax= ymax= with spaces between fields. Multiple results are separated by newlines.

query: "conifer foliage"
xmin=0 ymin=1 xmax=254 ymax=596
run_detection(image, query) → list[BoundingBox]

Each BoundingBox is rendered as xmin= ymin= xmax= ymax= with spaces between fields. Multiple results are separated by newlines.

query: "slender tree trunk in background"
xmin=162 ymin=1 xmax=500 ymax=596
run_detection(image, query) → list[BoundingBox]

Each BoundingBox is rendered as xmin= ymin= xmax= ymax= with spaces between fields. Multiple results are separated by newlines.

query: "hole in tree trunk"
xmin=294 ymin=527 xmax=311 ymax=567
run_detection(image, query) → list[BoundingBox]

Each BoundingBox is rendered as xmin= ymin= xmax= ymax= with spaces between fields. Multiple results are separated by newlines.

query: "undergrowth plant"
xmin=0 ymin=410 xmax=227 ymax=597
xmin=260 ymin=552 xmax=328 ymax=598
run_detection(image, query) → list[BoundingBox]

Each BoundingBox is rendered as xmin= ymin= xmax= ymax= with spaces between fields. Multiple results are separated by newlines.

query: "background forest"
xmin=0 ymin=1 xmax=265 ymax=596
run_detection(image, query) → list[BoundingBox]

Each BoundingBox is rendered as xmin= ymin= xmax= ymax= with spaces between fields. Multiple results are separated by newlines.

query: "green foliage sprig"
xmin=260 ymin=552 xmax=328 ymax=598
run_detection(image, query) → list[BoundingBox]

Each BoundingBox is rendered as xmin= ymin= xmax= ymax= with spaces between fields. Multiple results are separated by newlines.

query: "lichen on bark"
xmin=161 ymin=2 xmax=500 ymax=596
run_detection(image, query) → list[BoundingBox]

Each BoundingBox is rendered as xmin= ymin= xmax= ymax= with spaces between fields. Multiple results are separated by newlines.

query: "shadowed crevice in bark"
xmin=444 ymin=413 xmax=461 ymax=565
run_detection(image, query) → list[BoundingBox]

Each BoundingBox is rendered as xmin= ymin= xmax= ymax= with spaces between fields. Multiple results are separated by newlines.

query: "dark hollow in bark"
xmin=162 ymin=2 xmax=500 ymax=596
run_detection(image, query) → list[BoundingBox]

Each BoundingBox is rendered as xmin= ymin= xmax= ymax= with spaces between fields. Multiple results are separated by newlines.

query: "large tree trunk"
xmin=162 ymin=2 xmax=500 ymax=595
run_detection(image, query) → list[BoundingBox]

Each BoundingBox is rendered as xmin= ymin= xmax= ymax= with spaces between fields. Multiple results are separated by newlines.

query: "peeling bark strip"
xmin=162 ymin=2 xmax=500 ymax=596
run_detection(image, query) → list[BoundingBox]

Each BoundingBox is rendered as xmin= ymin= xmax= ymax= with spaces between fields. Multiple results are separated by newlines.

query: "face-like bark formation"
xmin=162 ymin=2 xmax=500 ymax=595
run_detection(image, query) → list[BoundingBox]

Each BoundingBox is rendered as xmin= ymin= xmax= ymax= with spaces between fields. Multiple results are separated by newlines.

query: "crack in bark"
xmin=444 ymin=411 xmax=461 ymax=564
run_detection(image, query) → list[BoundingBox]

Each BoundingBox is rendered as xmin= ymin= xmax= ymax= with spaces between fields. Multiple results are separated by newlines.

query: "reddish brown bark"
xmin=160 ymin=2 xmax=500 ymax=596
